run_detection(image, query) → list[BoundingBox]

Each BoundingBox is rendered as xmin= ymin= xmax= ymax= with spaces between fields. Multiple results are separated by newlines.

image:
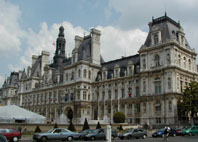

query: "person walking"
xmin=164 ymin=126 xmax=170 ymax=142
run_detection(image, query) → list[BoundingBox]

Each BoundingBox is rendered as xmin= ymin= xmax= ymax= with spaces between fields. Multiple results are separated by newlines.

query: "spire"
xmin=165 ymin=11 xmax=167 ymax=17
xmin=58 ymin=26 xmax=64 ymax=37
xmin=53 ymin=26 xmax=66 ymax=66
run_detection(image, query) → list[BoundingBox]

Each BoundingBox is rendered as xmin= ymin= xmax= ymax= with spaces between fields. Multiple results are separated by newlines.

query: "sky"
xmin=0 ymin=0 xmax=198 ymax=86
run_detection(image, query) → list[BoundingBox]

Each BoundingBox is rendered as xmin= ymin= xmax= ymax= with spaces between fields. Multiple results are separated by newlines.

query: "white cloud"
xmin=0 ymin=76 xmax=4 ymax=87
xmin=0 ymin=0 xmax=24 ymax=55
xmin=106 ymin=0 xmax=198 ymax=51
xmin=97 ymin=26 xmax=147 ymax=61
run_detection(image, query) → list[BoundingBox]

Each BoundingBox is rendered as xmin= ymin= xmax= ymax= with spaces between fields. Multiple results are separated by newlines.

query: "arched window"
xmin=168 ymin=77 xmax=171 ymax=89
xmin=183 ymin=57 xmax=186 ymax=68
xmin=188 ymin=59 xmax=191 ymax=70
xmin=78 ymin=69 xmax=81 ymax=77
xmin=154 ymin=77 xmax=161 ymax=94
xmin=154 ymin=54 xmax=160 ymax=67
xmin=143 ymin=58 xmax=146 ymax=69
xmin=155 ymin=101 xmax=161 ymax=112
xmin=143 ymin=103 xmax=146 ymax=112
xmin=83 ymin=69 xmax=87 ymax=78
xmin=143 ymin=80 xmax=146 ymax=92
xmin=168 ymin=101 xmax=172 ymax=111
xmin=167 ymin=53 xmax=170 ymax=64
xmin=88 ymin=71 xmax=91 ymax=79
xmin=178 ymin=54 xmax=181 ymax=66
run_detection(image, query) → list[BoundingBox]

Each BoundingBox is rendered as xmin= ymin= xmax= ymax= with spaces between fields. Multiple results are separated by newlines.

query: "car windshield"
xmin=124 ymin=129 xmax=133 ymax=133
xmin=92 ymin=129 xmax=100 ymax=133
xmin=47 ymin=129 xmax=54 ymax=133
xmin=158 ymin=128 xmax=165 ymax=132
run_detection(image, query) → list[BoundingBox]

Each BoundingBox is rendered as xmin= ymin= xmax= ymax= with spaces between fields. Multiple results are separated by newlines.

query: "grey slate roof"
xmin=144 ymin=15 xmax=191 ymax=50
xmin=102 ymin=54 xmax=140 ymax=70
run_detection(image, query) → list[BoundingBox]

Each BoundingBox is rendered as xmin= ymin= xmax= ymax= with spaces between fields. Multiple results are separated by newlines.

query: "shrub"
xmin=54 ymin=123 xmax=58 ymax=128
xmin=113 ymin=112 xmax=125 ymax=123
xmin=96 ymin=121 xmax=101 ymax=129
xmin=34 ymin=125 xmax=41 ymax=133
xmin=68 ymin=122 xmax=76 ymax=132
xmin=117 ymin=125 xmax=123 ymax=131
xmin=82 ymin=118 xmax=90 ymax=131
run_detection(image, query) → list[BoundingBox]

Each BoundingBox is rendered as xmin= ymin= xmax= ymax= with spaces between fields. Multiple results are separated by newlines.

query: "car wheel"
xmin=173 ymin=133 xmax=176 ymax=137
xmin=67 ymin=136 xmax=73 ymax=141
xmin=12 ymin=136 xmax=18 ymax=142
xmin=162 ymin=134 xmax=165 ymax=138
xmin=189 ymin=133 xmax=193 ymax=136
xmin=41 ymin=136 xmax=47 ymax=142
xmin=91 ymin=136 xmax=95 ymax=141
xmin=142 ymin=134 xmax=147 ymax=139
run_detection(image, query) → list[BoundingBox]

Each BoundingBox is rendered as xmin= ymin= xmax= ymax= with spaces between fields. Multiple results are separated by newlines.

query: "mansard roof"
xmin=78 ymin=35 xmax=92 ymax=62
xmin=144 ymin=15 xmax=191 ymax=50
xmin=102 ymin=54 xmax=140 ymax=70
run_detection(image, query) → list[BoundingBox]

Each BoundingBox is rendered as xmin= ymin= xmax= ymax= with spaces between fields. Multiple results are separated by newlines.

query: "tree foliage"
xmin=96 ymin=121 xmax=101 ymax=129
xmin=34 ymin=125 xmax=41 ymax=133
xmin=113 ymin=112 xmax=125 ymax=123
xmin=54 ymin=123 xmax=58 ymax=128
xmin=68 ymin=121 xmax=76 ymax=132
xmin=82 ymin=118 xmax=90 ymax=131
xmin=178 ymin=81 xmax=198 ymax=124
xmin=67 ymin=109 xmax=73 ymax=121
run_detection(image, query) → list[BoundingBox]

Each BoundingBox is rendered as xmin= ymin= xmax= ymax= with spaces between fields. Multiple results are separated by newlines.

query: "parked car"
xmin=118 ymin=128 xmax=147 ymax=139
xmin=182 ymin=126 xmax=198 ymax=136
xmin=176 ymin=126 xmax=186 ymax=135
xmin=0 ymin=128 xmax=21 ymax=142
xmin=33 ymin=128 xmax=79 ymax=142
xmin=79 ymin=129 xmax=95 ymax=140
xmin=152 ymin=128 xmax=177 ymax=138
xmin=0 ymin=134 xmax=8 ymax=142
xmin=84 ymin=128 xmax=117 ymax=140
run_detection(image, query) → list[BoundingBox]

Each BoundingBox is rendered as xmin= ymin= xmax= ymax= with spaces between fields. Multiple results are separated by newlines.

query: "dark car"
xmin=176 ymin=126 xmax=186 ymax=135
xmin=0 ymin=129 xmax=21 ymax=142
xmin=84 ymin=128 xmax=117 ymax=140
xmin=118 ymin=128 xmax=147 ymax=139
xmin=152 ymin=128 xmax=177 ymax=138
xmin=79 ymin=129 xmax=95 ymax=140
xmin=33 ymin=128 xmax=79 ymax=142
xmin=0 ymin=134 xmax=8 ymax=142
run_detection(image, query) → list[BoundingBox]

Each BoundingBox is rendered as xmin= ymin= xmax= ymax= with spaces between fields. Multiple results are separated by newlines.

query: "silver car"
xmin=33 ymin=128 xmax=79 ymax=142
xmin=118 ymin=128 xmax=147 ymax=139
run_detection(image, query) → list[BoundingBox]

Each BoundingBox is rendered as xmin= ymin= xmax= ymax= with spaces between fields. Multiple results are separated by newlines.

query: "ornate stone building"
xmin=0 ymin=15 xmax=197 ymax=125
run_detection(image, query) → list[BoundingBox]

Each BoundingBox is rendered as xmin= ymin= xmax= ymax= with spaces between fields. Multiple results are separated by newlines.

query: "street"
xmin=20 ymin=136 xmax=198 ymax=142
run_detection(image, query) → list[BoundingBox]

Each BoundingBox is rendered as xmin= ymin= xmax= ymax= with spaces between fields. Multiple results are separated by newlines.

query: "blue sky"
xmin=0 ymin=0 xmax=198 ymax=86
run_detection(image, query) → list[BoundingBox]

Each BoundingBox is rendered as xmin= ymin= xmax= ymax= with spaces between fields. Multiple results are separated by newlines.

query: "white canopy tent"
xmin=0 ymin=105 xmax=46 ymax=123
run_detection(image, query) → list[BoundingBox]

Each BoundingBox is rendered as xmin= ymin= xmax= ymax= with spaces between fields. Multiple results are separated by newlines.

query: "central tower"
xmin=53 ymin=26 xmax=66 ymax=66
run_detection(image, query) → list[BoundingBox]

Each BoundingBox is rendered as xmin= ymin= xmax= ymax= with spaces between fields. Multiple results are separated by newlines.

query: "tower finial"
xmin=152 ymin=16 xmax=154 ymax=21
xmin=165 ymin=11 xmax=167 ymax=17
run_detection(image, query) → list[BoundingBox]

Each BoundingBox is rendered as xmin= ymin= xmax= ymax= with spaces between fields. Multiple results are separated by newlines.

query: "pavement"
xmin=19 ymin=136 xmax=198 ymax=142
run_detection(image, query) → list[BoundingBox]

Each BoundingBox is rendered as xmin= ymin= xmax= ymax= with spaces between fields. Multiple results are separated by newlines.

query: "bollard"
xmin=106 ymin=125 xmax=111 ymax=142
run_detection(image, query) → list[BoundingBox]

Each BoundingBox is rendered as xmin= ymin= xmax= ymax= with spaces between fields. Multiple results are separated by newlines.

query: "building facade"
xmin=0 ymin=15 xmax=197 ymax=125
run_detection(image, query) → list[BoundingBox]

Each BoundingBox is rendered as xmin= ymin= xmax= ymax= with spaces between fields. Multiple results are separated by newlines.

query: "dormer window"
xmin=143 ymin=58 xmax=146 ymax=69
xmin=154 ymin=54 xmax=160 ymax=67
xmin=154 ymin=33 xmax=159 ymax=44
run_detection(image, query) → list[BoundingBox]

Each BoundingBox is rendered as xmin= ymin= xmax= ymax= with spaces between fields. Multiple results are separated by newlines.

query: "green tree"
xmin=96 ymin=121 xmax=101 ymax=129
xmin=34 ymin=125 xmax=41 ymax=133
xmin=178 ymin=81 xmax=198 ymax=125
xmin=67 ymin=109 xmax=73 ymax=122
xmin=113 ymin=112 xmax=125 ymax=123
xmin=68 ymin=121 xmax=76 ymax=132
xmin=54 ymin=123 xmax=58 ymax=128
xmin=82 ymin=118 xmax=90 ymax=131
